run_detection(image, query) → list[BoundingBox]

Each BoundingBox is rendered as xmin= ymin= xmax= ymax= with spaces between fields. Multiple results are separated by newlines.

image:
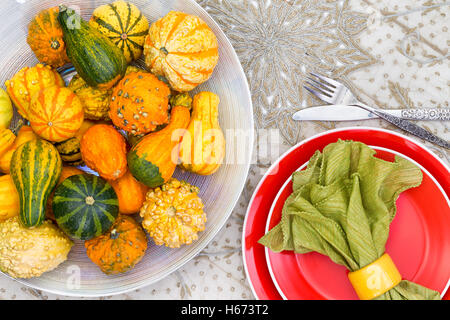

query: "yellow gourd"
xmin=0 ymin=175 xmax=20 ymax=222
xmin=179 ymin=92 xmax=225 ymax=175
xmin=0 ymin=88 xmax=13 ymax=129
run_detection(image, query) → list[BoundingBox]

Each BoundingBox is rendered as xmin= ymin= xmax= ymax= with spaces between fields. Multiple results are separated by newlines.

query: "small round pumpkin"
xmin=27 ymin=7 xmax=70 ymax=68
xmin=46 ymin=166 xmax=84 ymax=221
xmin=108 ymin=170 xmax=148 ymax=214
xmin=89 ymin=0 xmax=149 ymax=63
xmin=28 ymin=86 xmax=84 ymax=142
xmin=80 ymin=124 xmax=127 ymax=180
xmin=5 ymin=64 xmax=65 ymax=119
xmin=85 ymin=215 xmax=148 ymax=275
xmin=143 ymin=11 xmax=219 ymax=92
xmin=109 ymin=71 xmax=170 ymax=135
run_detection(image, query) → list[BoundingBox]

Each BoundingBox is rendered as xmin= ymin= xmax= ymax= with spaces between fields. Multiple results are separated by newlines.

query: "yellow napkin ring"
xmin=348 ymin=253 xmax=402 ymax=300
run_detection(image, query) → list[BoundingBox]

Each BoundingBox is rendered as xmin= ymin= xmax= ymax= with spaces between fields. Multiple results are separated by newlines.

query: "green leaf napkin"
xmin=259 ymin=140 xmax=440 ymax=300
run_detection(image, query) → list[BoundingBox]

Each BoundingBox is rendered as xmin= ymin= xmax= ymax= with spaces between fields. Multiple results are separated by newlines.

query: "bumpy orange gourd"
xmin=46 ymin=166 xmax=84 ymax=221
xmin=27 ymin=7 xmax=70 ymax=68
xmin=80 ymin=124 xmax=127 ymax=180
xmin=0 ymin=126 xmax=38 ymax=174
xmin=109 ymin=71 xmax=170 ymax=135
xmin=108 ymin=170 xmax=148 ymax=215
xmin=28 ymin=86 xmax=84 ymax=142
xmin=85 ymin=215 xmax=148 ymax=275
xmin=143 ymin=11 xmax=219 ymax=92
xmin=5 ymin=64 xmax=64 ymax=119
xmin=179 ymin=92 xmax=225 ymax=175
xmin=0 ymin=175 xmax=20 ymax=222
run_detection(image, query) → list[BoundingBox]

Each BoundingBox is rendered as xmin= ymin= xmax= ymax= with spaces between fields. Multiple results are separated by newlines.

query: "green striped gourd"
xmin=10 ymin=139 xmax=62 ymax=227
xmin=89 ymin=0 xmax=149 ymax=63
xmin=52 ymin=174 xmax=119 ymax=240
xmin=57 ymin=5 xmax=127 ymax=89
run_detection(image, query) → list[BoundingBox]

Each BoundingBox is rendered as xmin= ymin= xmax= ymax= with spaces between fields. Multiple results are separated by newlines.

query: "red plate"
xmin=242 ymin=127 xmax=450 ymax=300
xmin=265 ymin=147 xmax=450 ymax=300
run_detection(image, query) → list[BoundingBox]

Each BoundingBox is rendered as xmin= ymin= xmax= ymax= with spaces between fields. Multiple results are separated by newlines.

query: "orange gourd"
xmin=143 ymin=11 xmax=219 ymax=92
xmin=108 ymin=170 xmax=149 ymax=215
xmin=127 ymin=105 xmax=191 ymax=187
xmin=27 ymin=7 xmax=70 ymax=68
xmin=85 ymin=215 xmax=148 ymax=275
xmin=28 ymin=86 xmax=84 ymax=142
xmin=0 ymin=175 xmax=20 ymax=222
xmin=5 ymin=64 xmax=64 ymax=119
xmin=109 ymin=71 xmax=170 ymax=135
xmin=0 ymin=126 xmax=38 ymax=173
xmin=80 ymin=124 xmax=127 ymax=180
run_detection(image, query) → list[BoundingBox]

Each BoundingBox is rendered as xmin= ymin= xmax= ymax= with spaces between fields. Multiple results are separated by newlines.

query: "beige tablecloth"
xmin=1 ymin=0 xmax=448 ymax=300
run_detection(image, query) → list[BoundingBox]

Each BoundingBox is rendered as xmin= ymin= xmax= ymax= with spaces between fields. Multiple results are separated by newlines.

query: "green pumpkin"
xmin=10 ymin=139 xmax=62 ymax=228
xmin=58 ymin=5 xmax=127 ymax=89
xmin=52 ymin=174 xmax=119 ymax=240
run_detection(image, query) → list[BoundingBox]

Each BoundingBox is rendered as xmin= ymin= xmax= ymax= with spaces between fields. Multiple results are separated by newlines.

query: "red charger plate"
xmin=265 ymin=147 xmax=450 ymax=300
xmin=242 ymin=127 xmax=450 ymax=300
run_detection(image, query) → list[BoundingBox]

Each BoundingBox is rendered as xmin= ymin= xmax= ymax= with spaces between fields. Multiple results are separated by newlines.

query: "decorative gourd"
xmin=10 ymin=139 xmax=62 ymax=228
xmin=53 ymin=119 xmax=97 ymax=166
xmin=85 ymin=215 xmax=147 ymax=274
xmin=0 ymin=126 xmax=38 ymax=174
xmin=4 ymin=64 xmax=64 ymax=119
xmin=140 ymin=178 xmax=206 ymax=248
xmin=109 ymin=71 xmax=170 ymax=135
xmin=143 ymin=11 xmax=219 ymax=92
xmin=179 ymin=92 xmax=225 ymax=175
xmin=108 ymin=170 xmax=148 ymax=214
xmin=68 ymin=74 xmax=112 ymax=120
xmin=0 ymin=175 xmax=20 ymax=222
xmin=80 ymin=124 xmax=127 ymax=180
xmin=52 ymin=174 xmax=119 ymax=240
xmin=27 ymin=7 xmax=70 ymax=68
xmin=28 ymin=86 xmax=84 ymax=142
xmin=0 ymin=216 xmax=73 ymax=279
xmin=58 ymin=5 xmax=127 ymax=89
xmin=0 ymin=128 xmax=16 ymax=158
xmin=128 ymin=105 xmax=191 ymax=187
xmin=0 ymin=88 xmax=13 ymax=129
xmin=46 ymin=166 xmax=83 ymax=221
xmin=89 ymin=1 xmax=149 ymax=63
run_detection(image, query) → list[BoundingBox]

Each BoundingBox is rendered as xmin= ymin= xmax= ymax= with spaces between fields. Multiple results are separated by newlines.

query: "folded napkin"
xmin=259 ymin=140 xmax=440 ymax=300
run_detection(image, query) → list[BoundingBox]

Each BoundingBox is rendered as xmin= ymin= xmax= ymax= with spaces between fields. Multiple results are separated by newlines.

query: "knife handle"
xmin=400 ymin=108 xmax=450 ymax=121
xmin=357 ymin=105 xmax=450 ymax=149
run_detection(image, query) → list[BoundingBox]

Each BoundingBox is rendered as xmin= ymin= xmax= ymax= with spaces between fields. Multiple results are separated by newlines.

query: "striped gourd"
xmin=28 ymin=86 xmax=84 ymax=143
xmin=52 ymin=174 xmax=119 ymax=240
xmin=10 ymin=139 xmax=62 ymax=228
xmin=58 ymin=5 xmax=127 ymax=89
xmin=4 ymin=64 xmax=64 ymax=119
xmin=89 ymin=1 xmax=149 ymax=63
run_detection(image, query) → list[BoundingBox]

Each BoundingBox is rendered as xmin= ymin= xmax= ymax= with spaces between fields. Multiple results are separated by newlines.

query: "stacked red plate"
xmin=242 ymin=127 xmax=450 ymax=300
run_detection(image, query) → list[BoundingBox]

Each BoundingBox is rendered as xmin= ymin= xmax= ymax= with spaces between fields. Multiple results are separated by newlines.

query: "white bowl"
xmin=0 ymin=0 xmax=254 ymax=296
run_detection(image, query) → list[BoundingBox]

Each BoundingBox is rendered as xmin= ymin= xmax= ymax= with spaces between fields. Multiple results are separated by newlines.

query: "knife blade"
xmin=292 ymin=105 xmax=402 ymax=121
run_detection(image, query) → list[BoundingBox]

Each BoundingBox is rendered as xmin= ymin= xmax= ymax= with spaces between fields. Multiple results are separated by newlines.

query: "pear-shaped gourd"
xmin=179 ymin=92 xmax=225 ymax=175
xmin=127 ymin=97 xmax=191 ymax=187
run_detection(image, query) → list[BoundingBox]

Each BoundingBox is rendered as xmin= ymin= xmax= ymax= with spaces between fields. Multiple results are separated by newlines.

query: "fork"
xmin=303 ymin=72 xmax=450 ymax=149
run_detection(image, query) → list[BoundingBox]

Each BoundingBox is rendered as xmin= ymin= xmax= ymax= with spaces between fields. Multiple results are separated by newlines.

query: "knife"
xmin=292 ymin=105 xmax=450 ymax=121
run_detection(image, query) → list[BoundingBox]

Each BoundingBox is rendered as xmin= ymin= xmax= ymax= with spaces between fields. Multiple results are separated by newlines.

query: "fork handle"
xmin=400 ymin=108 xmax=450 ymax=121
xmin=356 ymin=105 xmax=450 ymax=149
